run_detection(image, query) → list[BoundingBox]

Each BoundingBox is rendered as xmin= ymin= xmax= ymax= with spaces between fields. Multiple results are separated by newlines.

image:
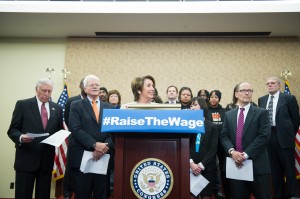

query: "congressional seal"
xmin=130 ymin=158 xmax=174 ymax=199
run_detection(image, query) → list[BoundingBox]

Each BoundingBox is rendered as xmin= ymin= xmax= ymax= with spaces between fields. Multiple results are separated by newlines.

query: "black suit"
xmin=221 ymin=105 xmax=271 ymax=199
xmin=7 ymin=97 xmax=62 ymax=199
xmin=68 ymin=97 xmax=115 ymax=199
xmin=258 ymin=92 xmax=300 ymax=198
xmin=63 ymin=94 xmax=82 ymax=198
xmin=64 ymin=94 xmax=82 ymax=127
xmin=190 ymin=120 xmax=218 ymax=196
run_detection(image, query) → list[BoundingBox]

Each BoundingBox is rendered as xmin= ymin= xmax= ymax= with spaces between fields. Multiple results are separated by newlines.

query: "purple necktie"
xmin=41 ymin=103 xmax=48 ymax=129
xmin=236 ymin=108 xmax=245 ymax=152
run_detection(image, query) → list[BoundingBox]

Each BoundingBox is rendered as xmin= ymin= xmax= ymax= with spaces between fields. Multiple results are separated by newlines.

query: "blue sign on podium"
xmin=101 ymin=109 xmax=204 ymax=134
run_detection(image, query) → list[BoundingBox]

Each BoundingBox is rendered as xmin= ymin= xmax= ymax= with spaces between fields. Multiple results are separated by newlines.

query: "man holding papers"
xmin=220 ymin=82 xmax=271 ymax=199
xmin=68 ymin=75 xmax=115 ymax=199
xmin=7 ymin=78 xmax=63 ymax=199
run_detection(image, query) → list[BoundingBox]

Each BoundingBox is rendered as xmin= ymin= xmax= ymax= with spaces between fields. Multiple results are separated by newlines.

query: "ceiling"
xmin=1 ymin=1 xmax=300 ymax=38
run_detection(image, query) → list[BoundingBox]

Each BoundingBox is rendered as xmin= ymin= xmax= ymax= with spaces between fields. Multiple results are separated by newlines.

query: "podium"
xmin=114 ymin=132 xmax=190 ymax=199
xmin=101 ymin=104 xmax=204 ymax=199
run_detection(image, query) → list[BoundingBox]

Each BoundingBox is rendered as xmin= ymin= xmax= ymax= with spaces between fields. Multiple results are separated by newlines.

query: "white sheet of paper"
xmin=190 ymin=172 xmax=209 ymax=196
xmin=226 ymin=157 xmax=253 ymax=181
xmin=27 ymin=132 xmax=49 ymax=138
xmin=40 ymin=130 xmax=70 ymax=147
xmin=80 ymin=151 xmax=110 ymax=175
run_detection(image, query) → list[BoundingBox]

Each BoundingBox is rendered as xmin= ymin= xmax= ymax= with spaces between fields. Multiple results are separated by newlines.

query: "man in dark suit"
xmin=68 ymin=75 xmax=115 ymax=199
xmin=221 ymin=82 xmax=271 ymax=199
xmin=7 ymin=77 xmax=62 ymax=199
xmin=164 ymin=85 xmax=180 ymax=104
xmin=258 ymin=76 xmax=300 ymax=199
xmin=64 ymin=78 xmax=86 ymax=127
xmin=63 ymin=78 xmax=86 ymax=199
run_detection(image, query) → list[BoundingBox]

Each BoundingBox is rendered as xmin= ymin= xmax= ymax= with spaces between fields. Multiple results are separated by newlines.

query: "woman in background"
xmin=179 ymin=86 xmax=193 ymax=110
xmin=107 ymin=90 xmax=121 ymax=109
xmin=190 ymin=97 xmax=218 ymax=199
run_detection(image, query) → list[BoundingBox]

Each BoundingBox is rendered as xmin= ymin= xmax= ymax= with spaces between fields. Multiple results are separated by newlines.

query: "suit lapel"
xmin=243 ymin=106 xmax=255 ymax=136
xmin=30 ymin=97 xmax=44 ymax=129
xmin=261 ymin=95 xmax=268 ymax=109
xmin=47 ymin=101 xmax=57 ymax=129
xmin=232 ymin=109 xmax=238 ymax=134
xmin=276 ymin=92 xmax=284 ymax=116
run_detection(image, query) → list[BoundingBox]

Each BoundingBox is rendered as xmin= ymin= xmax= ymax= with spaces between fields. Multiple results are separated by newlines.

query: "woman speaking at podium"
xmin=121 ymin=75 xmax=157 ymax=108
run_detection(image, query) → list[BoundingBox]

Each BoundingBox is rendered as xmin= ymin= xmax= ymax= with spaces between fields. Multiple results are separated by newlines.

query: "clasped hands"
xmin=190 ymin=163 xmax=202 ymax=176
xmin=92 ymin=142 xmax=109 ymax=161
xmin=232 ymin=151 xmax=246 ymax=168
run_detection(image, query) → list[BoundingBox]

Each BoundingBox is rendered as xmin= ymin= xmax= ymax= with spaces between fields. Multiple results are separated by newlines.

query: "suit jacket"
xmin=190 ymin=120 xmax=218 ymax=173
xmin=68 ymin=97 xmax=115 ymax=169
xmin=220 ymin=105 xmax=271 ymax=175
xmin=258 ymin=92 xmax=300 ymax=148
xmin=7 ymin=97 xmax=62 ymax=172
xmin=64 ymin=94 xmax=82 ymax=127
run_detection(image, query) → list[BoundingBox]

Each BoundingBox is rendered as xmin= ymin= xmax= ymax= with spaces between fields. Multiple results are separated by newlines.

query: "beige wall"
xmin=0 ymin=37 xmax=300 ymax=198
xmin=65 ymin=37 xmax=300 ymax=105
xmin=0 ymin=38 xmax=66 ymax=198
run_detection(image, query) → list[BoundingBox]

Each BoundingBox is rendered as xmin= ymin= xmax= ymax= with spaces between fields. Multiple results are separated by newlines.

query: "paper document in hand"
xmin=80 ymin=151 xmax=110 ymax=175
xmin=226 ymin=157 xmax=253 ymax=181
xmin=190 ymin=172 xmax=209 ymax=196
xmin=40 ymin=130 xmax=70 ymax=147
xmin=27 ymin=132 xmax=49 ymax=138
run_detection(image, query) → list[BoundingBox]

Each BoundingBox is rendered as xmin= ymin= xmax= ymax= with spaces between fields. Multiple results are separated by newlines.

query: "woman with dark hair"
xmin=152 ymin=88 xmax=163 ymax=103
xmin=207 ymin=90 xmax=227 ymax=199
xmin=107 ymin=90 xmax=122 ymax=109
xmin=197 ymin=89 xmax=210 ymax=105
xmin=189 ymin=97 xmax=218 ymax=199
xmin=122 ymin=75 xmax=156 ymax=108
xmin=178 ymin=86 xmax=193 ymax=110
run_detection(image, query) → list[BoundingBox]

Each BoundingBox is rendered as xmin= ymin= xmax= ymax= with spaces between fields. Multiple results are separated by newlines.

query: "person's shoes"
xmin=216 ymin=192 xmax=225 ymax=199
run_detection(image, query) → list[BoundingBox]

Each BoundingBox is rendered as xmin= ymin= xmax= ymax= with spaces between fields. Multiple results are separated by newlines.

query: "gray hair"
xmin=36 ymin=77 xmax=54 ymax=89
xmin=267 ymin=76 xmax=281 ymax=85
xmin=83 ymin=75 xmax=100 ymax=88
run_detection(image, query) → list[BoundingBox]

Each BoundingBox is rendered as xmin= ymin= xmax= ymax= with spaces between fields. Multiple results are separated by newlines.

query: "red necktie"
xmin=236 ymin=108 xmax=245 ymax=152
xmin=41 ymin=103 xmax=48 ymax=129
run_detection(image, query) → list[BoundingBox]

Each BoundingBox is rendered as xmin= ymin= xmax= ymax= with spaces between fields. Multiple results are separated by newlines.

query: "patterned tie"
xmin=41 ymin=103 xmax=48 ymax=129
xmin=236 ymin=108 xmax=245 ymax=152
xmin=92 ymin=100 xmax=99 ymax=122
xmin=268 ymin=95 xmax=274 ymax=125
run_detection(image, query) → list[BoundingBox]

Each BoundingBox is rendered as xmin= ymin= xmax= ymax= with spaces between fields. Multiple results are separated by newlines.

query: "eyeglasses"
xmin=238 ymin=89 xmax=253 ymax=94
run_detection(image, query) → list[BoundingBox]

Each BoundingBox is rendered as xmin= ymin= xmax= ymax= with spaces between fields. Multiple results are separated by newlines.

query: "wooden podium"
xmin=113 ymin=132 xmax=190 ymax=199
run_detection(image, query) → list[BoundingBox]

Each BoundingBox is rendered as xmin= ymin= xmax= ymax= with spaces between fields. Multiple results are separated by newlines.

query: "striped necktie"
xmin=236 ymin=108 xmax=245 ymax=152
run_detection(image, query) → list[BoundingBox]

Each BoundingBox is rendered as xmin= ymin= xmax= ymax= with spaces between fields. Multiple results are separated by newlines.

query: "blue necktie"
xmin=195 ymin=133 xmax=201 ymax=152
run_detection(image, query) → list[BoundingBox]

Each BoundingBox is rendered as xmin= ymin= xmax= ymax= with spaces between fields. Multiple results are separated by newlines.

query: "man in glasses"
xmin=221 ymin=82 xmax=271 ymax=199
xmin=258 ymin=76 xmax=300 ymax=199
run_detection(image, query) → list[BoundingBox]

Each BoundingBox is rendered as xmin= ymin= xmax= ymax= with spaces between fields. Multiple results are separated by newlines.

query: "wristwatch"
xmin=92 ymin=143 xmax=96 ymax=149
xmin=229 ymin=148 xmax=235 ymax=157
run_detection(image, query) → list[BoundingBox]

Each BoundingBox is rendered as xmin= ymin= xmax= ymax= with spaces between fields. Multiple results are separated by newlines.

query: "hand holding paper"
xmin=40 ymin=130 xmax=70 ymax=147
